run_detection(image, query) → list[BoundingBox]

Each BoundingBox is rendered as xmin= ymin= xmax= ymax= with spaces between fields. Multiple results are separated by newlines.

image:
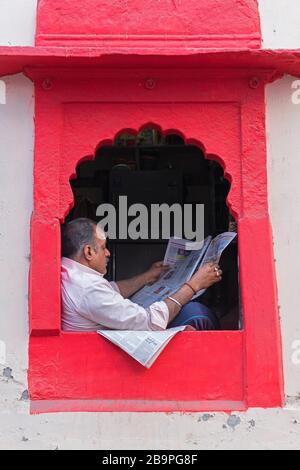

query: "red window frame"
xmin=28 ymin=67 xmax=284 ymax=413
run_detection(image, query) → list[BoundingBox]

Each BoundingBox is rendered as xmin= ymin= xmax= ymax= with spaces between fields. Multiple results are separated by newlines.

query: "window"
xmin=29 ymin=69 xmax=283 ymax=413
xmin=66 ymin=128 xmax=240 ymax=330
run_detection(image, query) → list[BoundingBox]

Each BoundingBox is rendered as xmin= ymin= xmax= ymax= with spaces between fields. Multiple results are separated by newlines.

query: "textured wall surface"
xmin=258 ymin=0 xmax=300 ymax=48
xmin=266 ymin=74 xmax=300 ymax=399
xmin=0 ymin=0 xmax=299 ymax=49
xmin=0 ymin=0 xmax=37 ymax=46
xmin=1 ymin=0 xmax=300 ymax=450
xmin=35 ymin=0 xmax=261 ymax=48
xmin=0 ymin=73 xmax=34 ymax=388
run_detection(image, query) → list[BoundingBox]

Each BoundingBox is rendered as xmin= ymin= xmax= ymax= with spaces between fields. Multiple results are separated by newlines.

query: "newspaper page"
xmin=130 ymin=236 xmax=211 ymax=308
xmin=193 ymin=232 xmax=237 ymax=298
xmin=97 ymin=326 xmax=186 ymax=368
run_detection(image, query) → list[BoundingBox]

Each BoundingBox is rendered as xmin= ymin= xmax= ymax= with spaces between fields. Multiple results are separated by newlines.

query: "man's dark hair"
xmin=61 ymin=218 xmax=97 ymax=258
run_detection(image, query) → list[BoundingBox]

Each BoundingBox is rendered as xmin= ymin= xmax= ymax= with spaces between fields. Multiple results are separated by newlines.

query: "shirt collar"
xmin=61 ymin=256 xmax=104 ymax=277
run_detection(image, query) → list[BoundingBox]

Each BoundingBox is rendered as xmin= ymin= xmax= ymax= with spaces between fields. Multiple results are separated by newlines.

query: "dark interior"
xmin=66 ymin=128 xmax=241 ymax=329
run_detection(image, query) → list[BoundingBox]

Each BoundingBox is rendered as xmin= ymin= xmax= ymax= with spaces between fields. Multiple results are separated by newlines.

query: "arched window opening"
xmin=65 ymin=128 xmax=240 ymax=330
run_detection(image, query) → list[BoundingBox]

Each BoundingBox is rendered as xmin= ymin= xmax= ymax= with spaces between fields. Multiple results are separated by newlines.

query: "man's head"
xmin=61 ymin=218 xmax=110 ymax=274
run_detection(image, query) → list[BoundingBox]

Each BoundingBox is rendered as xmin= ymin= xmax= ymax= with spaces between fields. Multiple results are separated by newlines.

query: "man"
xmin=61 ymin=218 xmax=222 ymax=332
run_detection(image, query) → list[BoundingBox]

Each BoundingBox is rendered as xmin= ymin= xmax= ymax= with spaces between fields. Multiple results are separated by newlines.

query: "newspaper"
xmin=97 ymin=232 xmax=236 ymax=368
xmin=193 ymin=232 xmax=237 ymax=297
xmin=130 ymin=232 xmax=237 ymax=307
xmin=97 ymin=326 xmax=186 ymax=368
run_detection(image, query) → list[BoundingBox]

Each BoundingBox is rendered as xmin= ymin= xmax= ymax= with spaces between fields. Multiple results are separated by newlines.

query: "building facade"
xmin=0 ymin=0 xmax=300 ymax=449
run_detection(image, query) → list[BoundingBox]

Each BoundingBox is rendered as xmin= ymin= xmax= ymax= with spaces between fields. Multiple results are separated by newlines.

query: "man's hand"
xmin=184 ymin=325 xmax=196 ymax=331
xmin=189 ymin=262 xmax=222 ymax=291
xmin=116 ymin=261 xmax=169 ymax=298
xmin=145 ymin=261 xmax=170 ymax=284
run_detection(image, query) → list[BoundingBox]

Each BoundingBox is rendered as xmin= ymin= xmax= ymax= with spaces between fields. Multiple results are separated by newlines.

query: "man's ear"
xmin=83 ymin=244 xmax=93 ymax=261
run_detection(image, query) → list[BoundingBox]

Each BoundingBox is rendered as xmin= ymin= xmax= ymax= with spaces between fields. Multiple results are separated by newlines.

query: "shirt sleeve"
xmin=80 ymin=280 xmax=169 ymax=331
xmin=109 ymin=281 xmax=120 ymax=293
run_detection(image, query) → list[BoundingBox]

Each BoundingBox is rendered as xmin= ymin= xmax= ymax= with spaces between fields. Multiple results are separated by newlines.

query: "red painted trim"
xmin=239 ymin=218 xmax=285 ymax=407
xmin=31 ymin=400 xmax=247 ymax=414
xmin=28 ymin=68 xmax=284 ymax=411
xmin=36 ymin=0 xmax=261 ymax=49
xmin=1 ymin=47 xmax=300 ymax=78
xmin=29 ymin=332 xmax=245 ymax=404
xmin=29 ymin=216 xmax=61 ymax=335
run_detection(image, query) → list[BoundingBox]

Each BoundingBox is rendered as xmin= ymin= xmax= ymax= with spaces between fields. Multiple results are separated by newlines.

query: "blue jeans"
xmin=168 ymin=301 xmax=219 ymax=331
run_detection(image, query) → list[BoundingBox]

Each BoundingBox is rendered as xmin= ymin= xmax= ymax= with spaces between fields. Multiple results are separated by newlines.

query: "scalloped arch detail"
xmin=62 ymin=124 xmax=234 ymax=223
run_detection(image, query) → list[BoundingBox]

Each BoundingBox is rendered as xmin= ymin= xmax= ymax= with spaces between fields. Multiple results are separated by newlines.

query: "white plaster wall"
xmin=266 ymin=75 xmax=300 ymax=399
xmin=258 ymin=0 xmax=300 ymax=49
xmin=1 ymin=0 xmax=300 ymax=451
xmin=0 ymin=74 xmax=33 ymax=390
xmin=0 ymin=0 xmax=37 ymax=46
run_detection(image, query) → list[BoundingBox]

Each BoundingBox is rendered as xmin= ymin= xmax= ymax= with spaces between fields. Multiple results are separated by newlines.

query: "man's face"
xmin=88 ymin=226 xmax=110 ymax=274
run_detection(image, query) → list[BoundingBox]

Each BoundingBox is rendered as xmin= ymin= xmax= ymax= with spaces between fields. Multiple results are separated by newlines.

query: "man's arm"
xmin=115 ymin=261 xmax=169 ymax=298
xmin=115 ymin=272 xmax=149 ymax=298
xmin=164 ymin=263 xmax=222 ymax=324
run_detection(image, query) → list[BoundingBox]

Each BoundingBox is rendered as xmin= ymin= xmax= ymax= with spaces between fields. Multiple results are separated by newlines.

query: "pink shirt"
xmin=61 ymin=257 xmax=169 ymax=332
